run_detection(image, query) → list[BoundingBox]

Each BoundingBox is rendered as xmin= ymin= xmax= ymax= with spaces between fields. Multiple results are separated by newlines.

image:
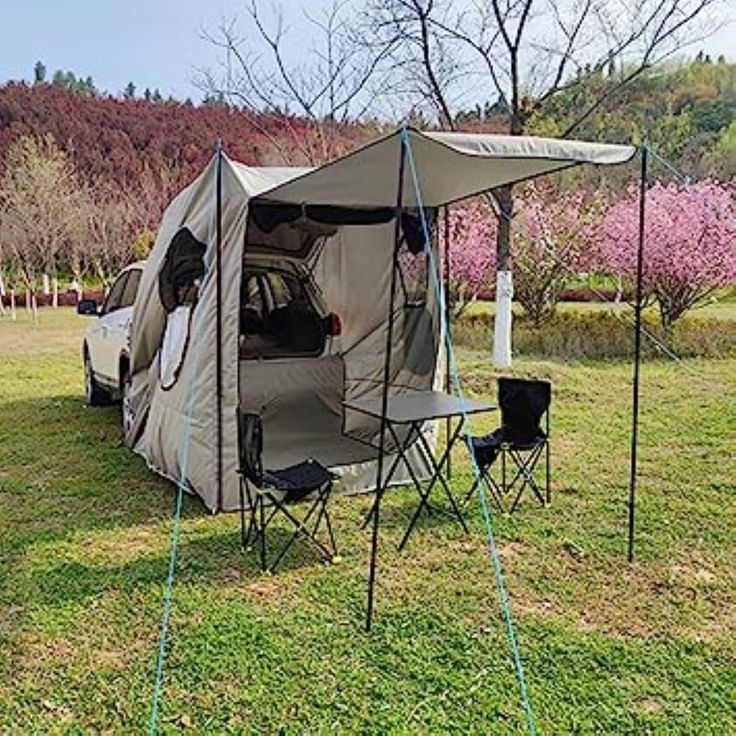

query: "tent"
xmin=126 ymin=127 xmax=636 ymax=513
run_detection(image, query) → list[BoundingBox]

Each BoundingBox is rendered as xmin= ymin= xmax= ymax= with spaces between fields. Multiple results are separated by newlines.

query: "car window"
xmin=102 ymin=273 xmax=130 ymax=315
xmin=120 ymin=269 xmax=142 ymax=309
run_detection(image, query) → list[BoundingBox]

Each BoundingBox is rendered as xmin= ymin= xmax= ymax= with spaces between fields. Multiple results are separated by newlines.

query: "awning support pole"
xmin=215 ymin=139 xmax=224 ymax=511
xmin=366 ymin=130 xmax=407 ymax=631
xmin=444 ymin=205 xmax=452 ymax=479
xmin=628 ymin=144 xmax=648 ymax=563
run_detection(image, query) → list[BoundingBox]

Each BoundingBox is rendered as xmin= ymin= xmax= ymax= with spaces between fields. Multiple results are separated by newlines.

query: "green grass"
xmin=1 ymin=308 xmax=734 ymax=734
xmin=464 ymin=296 xmax=736 ymax=321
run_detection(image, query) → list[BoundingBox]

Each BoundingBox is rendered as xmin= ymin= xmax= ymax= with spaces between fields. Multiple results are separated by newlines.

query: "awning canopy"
xmin=257 ymin=127 xmax=637 ymax=209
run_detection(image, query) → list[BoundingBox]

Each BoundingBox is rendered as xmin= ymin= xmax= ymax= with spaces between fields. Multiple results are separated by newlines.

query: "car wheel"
xmin=84 ymin=349 xmax=112 ymax=406
xmin=121 ymin=370 xmax=135 ymax=438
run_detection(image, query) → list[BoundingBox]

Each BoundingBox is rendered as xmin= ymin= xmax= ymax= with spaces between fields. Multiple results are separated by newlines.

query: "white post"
xmin=493 ymin=269 xmax=514 ymax=368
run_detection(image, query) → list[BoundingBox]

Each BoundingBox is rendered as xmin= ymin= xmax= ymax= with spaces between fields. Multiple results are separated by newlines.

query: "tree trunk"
xmin=10 ymin=289 xmax=17 ymax=321
xmin=492 ymin=183 xmax=514 ymax=367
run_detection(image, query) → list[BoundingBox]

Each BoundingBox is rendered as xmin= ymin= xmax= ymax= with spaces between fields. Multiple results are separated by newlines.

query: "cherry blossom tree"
xmin=446 ymin=201 xmax=496 ymax=317
xmin=512 ymin=186 xmax=604 ymax=325
xmin=599 ymin=180 xmax=736 ymax=330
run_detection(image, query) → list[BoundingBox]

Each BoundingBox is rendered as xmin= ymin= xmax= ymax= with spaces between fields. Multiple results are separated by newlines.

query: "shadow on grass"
xmin=18 ymin=524 xmax=347 ymax=608
xmin=0 ymin=393 xmax=208 ymax=524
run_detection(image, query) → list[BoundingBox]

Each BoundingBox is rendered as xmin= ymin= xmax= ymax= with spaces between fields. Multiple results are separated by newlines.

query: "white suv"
xmin=77 ymin=262 xmax=145 ymax=411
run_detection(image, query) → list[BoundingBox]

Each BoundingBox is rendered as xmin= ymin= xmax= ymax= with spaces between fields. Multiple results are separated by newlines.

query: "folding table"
xmin=344 ymin=390 xmax=495 ymax=549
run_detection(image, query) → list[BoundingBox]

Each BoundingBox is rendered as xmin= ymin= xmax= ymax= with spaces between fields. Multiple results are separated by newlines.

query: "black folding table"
xmin=344 ymin=390 xmax=495 ymax=549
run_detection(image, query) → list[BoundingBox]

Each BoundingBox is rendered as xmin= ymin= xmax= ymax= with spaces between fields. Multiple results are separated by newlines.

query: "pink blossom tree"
xmin=599 ymin=181 xmax=736 ymax=330
xmin=512 ymin=186 xmax=604 ymax=325
xmin=446 ymin=202 xmax=496 ymax=317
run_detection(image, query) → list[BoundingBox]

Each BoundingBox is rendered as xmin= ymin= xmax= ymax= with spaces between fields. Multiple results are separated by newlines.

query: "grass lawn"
xmin=1 ymin=308 xmax=734 ymax=734
xmin=464 ymin=296 xmax=736 ymax=322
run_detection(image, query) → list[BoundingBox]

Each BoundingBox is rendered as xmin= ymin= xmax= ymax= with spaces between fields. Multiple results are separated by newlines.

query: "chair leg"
xmin=313 ymin=485 xmax=338 ymax=557
xmin=267 ymin=493 xmax=335 ymax=572
xmin=481 ymin=470 xmax=505 ymax=513
xmin=258 ymin=495 xmax=267 ymax=572
xmin=239 ymin=478 xmax=247 ymax=549
xmin=507 ymin=447 xmax=545 ymax=513
xmin=323 ymin=504 xmax=337 ymax=557
xmin=501 ymin=449 xmax=507 ymax=495
xmin=462 ymin=473 xmax=481 ymax=507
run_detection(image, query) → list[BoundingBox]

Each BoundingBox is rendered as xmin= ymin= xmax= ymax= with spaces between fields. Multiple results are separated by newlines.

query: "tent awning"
xmin=256 ymin=127 xmax=637 ymax=208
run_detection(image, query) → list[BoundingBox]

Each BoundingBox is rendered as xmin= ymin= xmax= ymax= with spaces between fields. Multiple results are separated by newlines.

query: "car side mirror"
xmin=77 ymin=299 xmax=99 ymax=316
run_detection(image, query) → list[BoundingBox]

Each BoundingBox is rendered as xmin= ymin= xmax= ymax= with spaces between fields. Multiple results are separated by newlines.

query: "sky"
xmin=0 ymin=1 xmax=734 ymax=102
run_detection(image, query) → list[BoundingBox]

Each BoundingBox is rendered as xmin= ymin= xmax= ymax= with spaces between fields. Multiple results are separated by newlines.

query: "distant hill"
xmin=528 ymin=57 xmax=736 ymax=180
xmin=0 ymin=82 xmax=368 ymax=192
xmin=0 ymin=56 xmax=733 ymax=206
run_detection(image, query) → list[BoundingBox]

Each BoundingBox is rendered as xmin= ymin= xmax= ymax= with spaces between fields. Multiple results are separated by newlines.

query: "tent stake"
xmin=628 ymin=144 xmax=648 ymax=563
xmin=366 ymin=131 xmax=407 ymax=631
xmin=215 ymin=139 xmax=224 ymax=511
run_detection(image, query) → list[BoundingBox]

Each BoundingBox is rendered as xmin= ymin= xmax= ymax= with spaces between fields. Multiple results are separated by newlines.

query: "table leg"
xmin=361 ymin=422 xmax=425 ymax=529
xmin=397 ymin=420 xmax=468 ymax=551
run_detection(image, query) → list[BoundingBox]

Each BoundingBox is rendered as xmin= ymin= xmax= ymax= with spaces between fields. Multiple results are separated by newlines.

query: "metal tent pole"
xmin=366 ymin=131 xmax=407 ymax=632
xmin=628 ymin=144 xmax=648 ymax=563
xmin=444 ymin=205 xmax=452 ymax=479
xmin=215 ymin=140 xmax=224 ymax=511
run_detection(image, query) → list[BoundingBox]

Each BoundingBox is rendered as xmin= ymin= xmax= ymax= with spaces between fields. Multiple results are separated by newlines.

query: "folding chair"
xmin=464 ymin=378 xmax=551 ymax=513
xmin=236 ymin=409 xmax=338 ymax=571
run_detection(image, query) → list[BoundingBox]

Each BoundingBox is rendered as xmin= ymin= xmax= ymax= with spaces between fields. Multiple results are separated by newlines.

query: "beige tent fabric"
xmin=127 ymin=155 xmax=439 ymax=512
xmin=258 ymin=127 xmax=637 ymax=208
xmin=127 ymin=128 xmax=636 ymax=513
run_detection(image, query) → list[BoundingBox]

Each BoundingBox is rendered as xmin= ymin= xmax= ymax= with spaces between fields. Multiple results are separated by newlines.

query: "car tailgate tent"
xmin=126 ymin=128 xmax=635 ymax=513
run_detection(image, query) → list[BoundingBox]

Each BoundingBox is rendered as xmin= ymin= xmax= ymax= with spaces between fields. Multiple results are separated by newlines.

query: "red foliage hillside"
xmin=0 ymin=82 xmax=321 ymax=191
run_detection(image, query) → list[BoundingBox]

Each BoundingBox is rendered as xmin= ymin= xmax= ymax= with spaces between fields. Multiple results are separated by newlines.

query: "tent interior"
xmin=237 ymin=200 xmax=441 ymax=471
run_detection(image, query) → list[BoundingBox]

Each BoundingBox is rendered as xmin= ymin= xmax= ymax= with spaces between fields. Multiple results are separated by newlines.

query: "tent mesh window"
xmin=397 ymin=210 xmax=435 ymax=307
xmin=158 ymin=228 xmax=206 ymax=389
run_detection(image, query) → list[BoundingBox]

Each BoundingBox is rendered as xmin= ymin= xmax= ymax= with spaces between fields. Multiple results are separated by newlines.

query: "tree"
xmin=599 ymin=180 xmax=736 ymax=330
xmin=512 ymin=186 xmax=603 ymax=325
xmin=0 ymin=136 xmax=86 ymax=315
xmin=446 ymin=202 xmax=496 ymax=317
xmin=123 ymin=82 xmax=136 ymax=100
xmin=362 ymin=0 xmax=718 ymax=364
xmin=201 ymin=0 xmax=392 ymax=163
xmin=86 ymin=193 xmax=138 ymax=287
xmin=34 ymin=61 xmax=46 ymax=84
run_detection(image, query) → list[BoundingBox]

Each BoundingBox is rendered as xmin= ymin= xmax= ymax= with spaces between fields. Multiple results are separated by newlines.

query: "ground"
xmin=0 ymin=308 xmax=734 ymax=734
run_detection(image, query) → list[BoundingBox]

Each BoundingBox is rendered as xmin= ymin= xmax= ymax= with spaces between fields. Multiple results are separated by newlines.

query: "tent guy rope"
xmin=148 ymin=148 xmax=222 ymax=735
xmin=402 ymin=126 xmax=538 ymax=735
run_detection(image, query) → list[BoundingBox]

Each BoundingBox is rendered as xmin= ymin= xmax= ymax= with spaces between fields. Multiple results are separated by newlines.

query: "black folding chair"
xmin=236 ymin=410 xmax=338 ymax=572
xmin=464 ymin=378 xmax=551 ymax=513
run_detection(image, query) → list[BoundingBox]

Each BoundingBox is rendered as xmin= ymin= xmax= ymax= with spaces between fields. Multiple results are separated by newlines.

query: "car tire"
xmin=121 ymin=368 xmax=135 ymax=439
xmin=84 ymin=349 xmax=112 ymax=406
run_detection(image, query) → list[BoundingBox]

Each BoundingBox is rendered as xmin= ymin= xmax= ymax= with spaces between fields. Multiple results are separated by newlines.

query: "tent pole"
xmin=215 ymin=139 xmax=224 ymax=511
xmin=366 ymin=131 xmax=407 ymax=632
xmin=444 ymin=206 xmax=452 ymax=479
xmin=628 ymin=144 xmax=648 ymax=563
